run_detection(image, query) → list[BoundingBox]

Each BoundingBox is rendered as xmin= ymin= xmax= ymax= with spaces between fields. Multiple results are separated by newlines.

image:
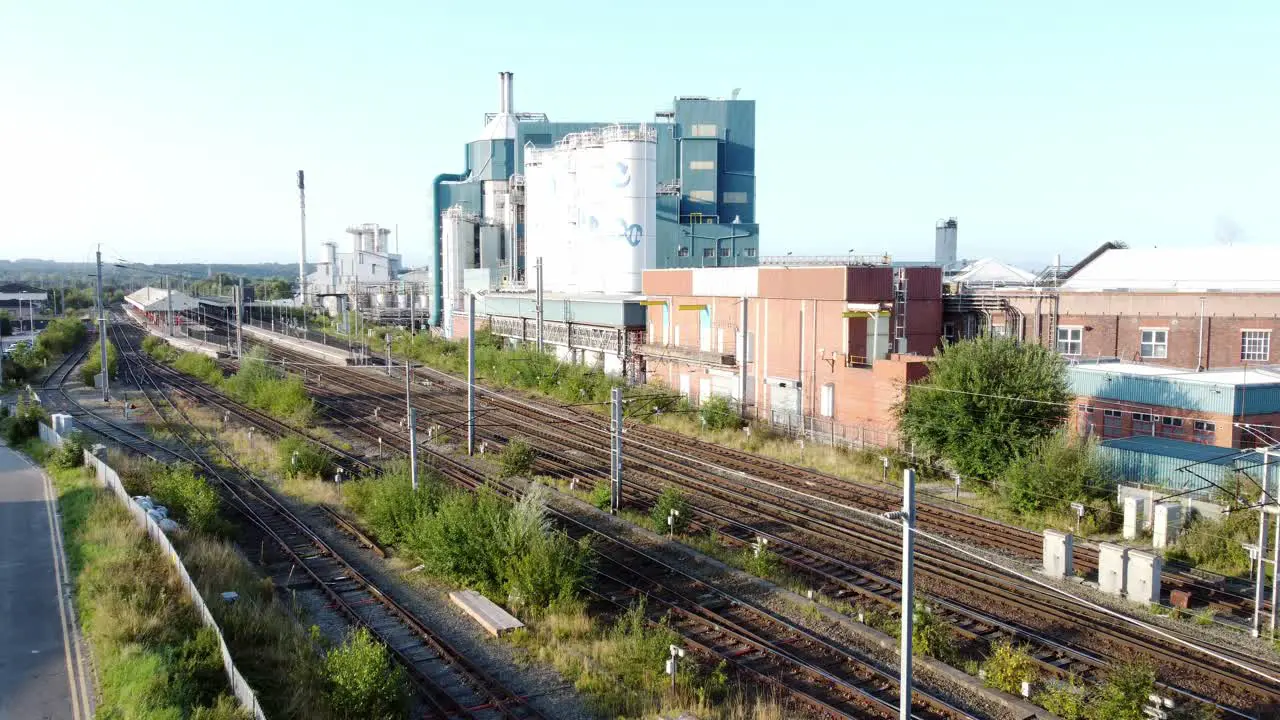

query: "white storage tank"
xmin=601 ymin=125 xmax=657 ymax=293
xmin=396 ymin=293 xmax=408 ymax=309
xmin=523 ymin=125 xmax=656 ymax=295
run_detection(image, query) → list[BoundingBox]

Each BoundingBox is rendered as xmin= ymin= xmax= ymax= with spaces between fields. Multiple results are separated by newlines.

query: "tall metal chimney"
xmin=499 ymin=71 xmax=513 ymax=114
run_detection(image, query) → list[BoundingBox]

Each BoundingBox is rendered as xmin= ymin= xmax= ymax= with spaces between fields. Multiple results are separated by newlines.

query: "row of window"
xmin=1056 ymin=327 xmax=1272 ymax=362
xmin=675 ymin=247 xmax=758 ymax=258
xmin=1079 ymin=404 xmax=1217 ymax=441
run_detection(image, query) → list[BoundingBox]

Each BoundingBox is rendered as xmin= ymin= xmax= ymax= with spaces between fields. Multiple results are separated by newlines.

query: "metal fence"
xmin=757 ymin=410 xmax=904 ymax=452
xmin=40 ymin=423 xmax=267 ymax=719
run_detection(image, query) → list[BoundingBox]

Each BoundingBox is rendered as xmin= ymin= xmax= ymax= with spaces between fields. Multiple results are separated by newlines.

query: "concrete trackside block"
xmin=449 ymin=589 xmax=523 ymax=637
xmin=1098 ymin=543 xmax=1127 ymax=596
xmin=1126 ymin=549 xmax=1162 ymax=604
xmin=1122 ymin=496 xmax=1144 ymax=540
xmin=1042 ymin=530 xmax=1073 ymax=579
xmin=1152 ymin=503 xmax=1183 ymax=549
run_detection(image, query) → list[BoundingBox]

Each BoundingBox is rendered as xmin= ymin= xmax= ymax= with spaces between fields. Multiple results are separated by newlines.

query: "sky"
xmin=1 ymin=1 xmax=1277 ymax=270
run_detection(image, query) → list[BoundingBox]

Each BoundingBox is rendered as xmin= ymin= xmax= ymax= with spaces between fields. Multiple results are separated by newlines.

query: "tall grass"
xmin=347 ymin=467 xmax=591 ymax=613
xmin=54 ymin=467 xmax=245 ymax=719
xmin=221 ymin=347 xmax=313 ymax=424
xmin=174 ymin=351 xmax=225 ymax=387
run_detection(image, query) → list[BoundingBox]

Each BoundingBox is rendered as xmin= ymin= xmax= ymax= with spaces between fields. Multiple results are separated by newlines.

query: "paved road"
xmin=0 ymin=444 xmax=92 ymax=720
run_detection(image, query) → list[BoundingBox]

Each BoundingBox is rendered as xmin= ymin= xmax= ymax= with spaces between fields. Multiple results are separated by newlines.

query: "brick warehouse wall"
xmin=947 ymin=291 xmax=1280 ymax=370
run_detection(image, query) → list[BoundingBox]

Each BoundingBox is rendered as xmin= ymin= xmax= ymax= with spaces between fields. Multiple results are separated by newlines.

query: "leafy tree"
xmin=896 ymin=336 xmax=1070 ymax=482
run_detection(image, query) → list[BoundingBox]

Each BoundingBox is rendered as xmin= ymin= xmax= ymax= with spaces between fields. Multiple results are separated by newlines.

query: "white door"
xmin=699 ymin=378 xmax=711 ymax=403
xmin=679 ymin=374 xmax=691 ymax=397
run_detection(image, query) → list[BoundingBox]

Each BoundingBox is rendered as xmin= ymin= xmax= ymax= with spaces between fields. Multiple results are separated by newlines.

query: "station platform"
xmin=124 ymin=308 xmax=226 ymax=358
xmin=241 ymin=323 xmax=355 ymax=366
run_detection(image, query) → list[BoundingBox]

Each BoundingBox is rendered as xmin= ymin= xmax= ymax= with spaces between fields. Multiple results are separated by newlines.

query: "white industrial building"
xmin=305 ymin=223 xmax=418 ymax=317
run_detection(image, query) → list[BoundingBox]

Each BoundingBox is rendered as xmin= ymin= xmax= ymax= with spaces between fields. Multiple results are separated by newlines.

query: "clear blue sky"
xmin=3 ymin=1 xmax=1276 ymax=269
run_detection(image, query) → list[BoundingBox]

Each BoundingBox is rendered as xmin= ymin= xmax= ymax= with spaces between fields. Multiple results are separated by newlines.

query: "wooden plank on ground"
xmin=448 ymin=589 xmax=524 ymax=637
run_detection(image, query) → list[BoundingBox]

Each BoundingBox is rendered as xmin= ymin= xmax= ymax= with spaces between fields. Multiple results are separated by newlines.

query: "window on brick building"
xmin=1140 ymin=328 xmax=1168 ymax=359
xmin=1056 ymin=326 xmax=1082 ymax=356
xmin=702 ymin=248 xmax=714 ymax=258
xmin=1242 ymin=330 xmax=1271 ymax=362
xmin=820 ymin=383 xmax=835 ymax=418
xmin=1193 ymin=420 xmax=1216 ymax=444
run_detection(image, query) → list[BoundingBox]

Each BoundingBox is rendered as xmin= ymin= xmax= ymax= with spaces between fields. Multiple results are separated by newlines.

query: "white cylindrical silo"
xmin=396 ymin=293 xmax=408 ymax=309
xmin=601 ymin=125 xmax=657 ymax=293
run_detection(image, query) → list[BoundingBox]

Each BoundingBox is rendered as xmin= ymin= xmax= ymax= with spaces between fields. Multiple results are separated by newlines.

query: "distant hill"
xmin=0 ymin=259 xmax=307 ymax=284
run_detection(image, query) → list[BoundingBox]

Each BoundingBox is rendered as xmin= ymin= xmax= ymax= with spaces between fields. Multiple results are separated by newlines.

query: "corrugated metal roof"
xmin=125 ymin=287 xmax=200 ymax=313
xmin=1069 ymin=361 xmax=1280 ymax=414
xmin=950 ymin=258 xmax=1036 ymax=284
xmin=1102 ymin=436 xmax=1257 ymax=465
xmin=1061 ymin=245 xmax=1280 ymax=292
xmin=1097 ymin=436 xmax=1265 ymax=497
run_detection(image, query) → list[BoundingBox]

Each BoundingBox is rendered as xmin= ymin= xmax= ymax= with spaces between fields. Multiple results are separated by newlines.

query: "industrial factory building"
xmin=431 ymin=71 xmax=761 ymax=372
xmin=305 ymin=223 xmax=422 ymax=321
xmin=639 ymin=261 xmax=943 ymax=446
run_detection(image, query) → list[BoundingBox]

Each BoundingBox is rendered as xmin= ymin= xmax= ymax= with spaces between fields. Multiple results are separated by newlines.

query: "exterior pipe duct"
xmin=431 ymin=173 xmax=466 ymax=327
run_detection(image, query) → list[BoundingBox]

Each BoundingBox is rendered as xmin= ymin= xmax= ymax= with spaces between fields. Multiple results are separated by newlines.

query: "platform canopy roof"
xmin=125 ymin=287 xmax=200 ymax=313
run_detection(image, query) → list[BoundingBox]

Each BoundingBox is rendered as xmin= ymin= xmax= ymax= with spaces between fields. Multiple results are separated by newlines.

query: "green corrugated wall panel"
xmin=479 ymin=295 xmax=645 ymax=327
xmin=1096 ymin=445 xmax=1262 ymax=498
xmin=1068 ymin=368 xmax=1237 ymax=415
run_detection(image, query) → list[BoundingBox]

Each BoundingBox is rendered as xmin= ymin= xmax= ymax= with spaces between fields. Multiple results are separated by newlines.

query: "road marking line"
xmin=40 ymin=461 xmax=83 ymax=720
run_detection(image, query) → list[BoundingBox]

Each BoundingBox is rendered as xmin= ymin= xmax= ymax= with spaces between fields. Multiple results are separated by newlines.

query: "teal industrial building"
xmin=430 ymin=71 xmax=760 ymax=328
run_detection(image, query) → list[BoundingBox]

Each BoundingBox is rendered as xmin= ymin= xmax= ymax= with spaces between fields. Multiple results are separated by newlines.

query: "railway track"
xmin=237 ymin=329 xmax=1280 ymax=718
xmin=142 ymin=317 xmax=981 ymax=719
xmin=52 ymin=321 xmax=548 ymax=720
xmin=246 ymin=318 xmax=1259 ymax=615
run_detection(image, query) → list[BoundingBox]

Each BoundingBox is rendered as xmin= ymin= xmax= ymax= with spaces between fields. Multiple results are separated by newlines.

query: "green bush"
xmin=80 ymin=340 xmax=119 ymax=386
xmin=3 ymin=396 xmax=46 ymax=444
xmin=1086 ymin=663 xmax=1155 ymax=720
xmin=1036 ymin=678 xmax=1087 ymax=720
xmin=912 ymin=602 xmax=957 ymax=662
xmin=323 ymin=627 xmax=408 ymax=720
xmin=3 ymin=341 xmax=47 ymax=383
xmin=1166 ymin=508 xmax=1256 ymax=577
xmin=351 ymin=473 xmax=590 ymax=611
xmin=981 ymin=640 xmax=1038 ymax=695
xmin=142 ymin=335 xmax=178 ymax=363
xmin=650 ymin=486 xmax=691 ymax=535
xmin=65 ymin=490 xmax=240 ymax=719
xmin=345 ymin=463 xmax=440 ymax=546
xmin=589 ymin=481 xmax=612 ymax=511
xmin=173 ymin=352 xmax=224 ymax=387
xmin=37 ymin=317 xmax=88 ymax=355
xmin=699 ymin=395 xmax=741 ymax=431
xmin=50 ymin=431 xmax=88 ymax=469
xmin=222 ymin=348 xmax=311 ymax=423
xmin=1002 ymin=432 xmax=1116 ymax=515
xmin=498 ymin=437 xmax=537 ymax=478
xmin=276 ymin=436 xmax=335 ymax=479
xmin=141 ymin=464 xmax=221 ymax=534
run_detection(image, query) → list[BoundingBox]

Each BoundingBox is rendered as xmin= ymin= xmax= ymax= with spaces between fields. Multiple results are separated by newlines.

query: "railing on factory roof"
xmin=759 ymin=254 xmax=892 ymax=267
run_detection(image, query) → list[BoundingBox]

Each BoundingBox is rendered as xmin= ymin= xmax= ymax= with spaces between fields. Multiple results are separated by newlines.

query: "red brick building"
xmin=946 ymin=245 xmax=1280 ymax=370
xmin=638 ymin=262 xmax=942 ymax=445
xmin=946 ymin=245 xmax=1280 ymax=450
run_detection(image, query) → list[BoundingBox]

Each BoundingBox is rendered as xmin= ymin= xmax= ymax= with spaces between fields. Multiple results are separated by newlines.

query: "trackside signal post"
xmin=883 ymin=469 xmax=917 ymax=720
